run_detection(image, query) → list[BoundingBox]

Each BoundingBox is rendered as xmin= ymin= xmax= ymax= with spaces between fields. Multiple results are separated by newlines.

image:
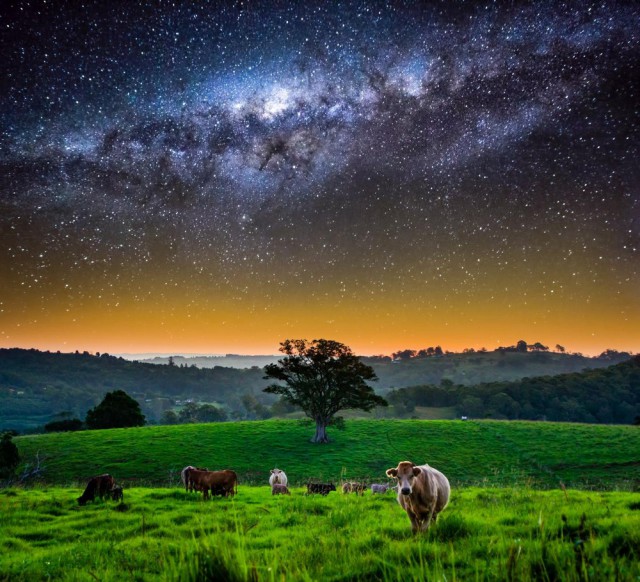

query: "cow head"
xmin=386 ymin=461 xmax=421 ymax=496
xmin=271 ymin=469 xmax=282 ymax=484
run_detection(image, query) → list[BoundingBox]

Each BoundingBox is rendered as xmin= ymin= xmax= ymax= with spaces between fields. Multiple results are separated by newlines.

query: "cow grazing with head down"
xmin=386 ymin=461 xmax=450 ymax=533
xmin=271 ymin=483 xmax=291 ymax=495
xmin=342 ymin=482 xmax=367 ymax=495
xmin=269 ymin=468 xmax=288 ymax=487
xmin=77 ymin=474 xmax=115 ymax=506
xmin=189 ymin=469 xmax=238 ymax=500
xmin=306 ymin=482 xmax=336 ymax=496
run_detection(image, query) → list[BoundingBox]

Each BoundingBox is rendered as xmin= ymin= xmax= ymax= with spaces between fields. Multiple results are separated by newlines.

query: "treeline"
xmin=0 ymin=348 xmax=271 ymax=431
xmin=376 ymin=341 xmax=631 ymax=361
xmin=387 ymin=356 xmax=640 ymax=424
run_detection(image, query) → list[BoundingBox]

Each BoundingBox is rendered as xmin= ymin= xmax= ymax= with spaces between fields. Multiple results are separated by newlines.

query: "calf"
xmin=271 ymin=483 xmax=291 ymax=495
xmin=306 ymin=482 xmax=336 ymax=496
xmin=371 ymin=483 xmax=390 ymax=494
xmin=110 ymin=485 xmax=124 ymax=502
xmin=77 ymin=474 xmax=115 ymax=506
xmin=269 ymin=468 xmax=288 ymax=487
xmin=386 ymin=461 xmax=450 ymax=533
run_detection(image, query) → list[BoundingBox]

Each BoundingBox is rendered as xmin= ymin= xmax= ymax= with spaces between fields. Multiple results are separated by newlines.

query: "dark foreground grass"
xmin=0 ymin=485 xmax=638 ymax=581
xmin=14 ymin=419 xmax=640 ymax=490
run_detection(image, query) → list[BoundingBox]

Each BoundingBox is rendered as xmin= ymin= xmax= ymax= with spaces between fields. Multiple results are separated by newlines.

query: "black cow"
xmin=110 ymin=485 xmax=124 ymax=502
xmin=306 ymin=482 xmax=336 ymax=496
xmin=77 ymin=474 xmax=115 ymax=506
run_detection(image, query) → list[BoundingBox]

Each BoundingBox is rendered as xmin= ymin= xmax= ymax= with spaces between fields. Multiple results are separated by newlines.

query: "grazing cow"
xmin=189 ymin=469 xmax=238 ymax=500
xmin=77 ymin=474 xmax=115 ymax=506
xmin=110 ymin=485 xmax=124 ymax=502
xmin=342 ymin=482 xmax=367 ymax=495
xmin=306 ymin=482 xmax=336 ymax=496
xmin=271 ymin=483 xmax=291 ymax=495
xmin=269 ymin=468 xmax=288 ymax=487
xmin=371 ymin=483 xmax=390 ymax=494
xmin=385 ymin=461 xmax=450 ymax=533
xmin=181 ymin=466 xmax=208 ymax=492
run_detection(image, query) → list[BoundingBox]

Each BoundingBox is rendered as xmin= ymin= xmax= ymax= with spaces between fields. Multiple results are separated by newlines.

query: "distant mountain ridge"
xmin=135 ymin=349 xmax=632 ymax=390
xmin=136 ymin=354 xmax=281 ymax=369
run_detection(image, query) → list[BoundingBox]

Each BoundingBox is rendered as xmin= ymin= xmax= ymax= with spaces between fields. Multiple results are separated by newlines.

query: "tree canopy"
xmin=263 ymin=339 xmax=387 ymax=442
xmin=0 ymin=432 xmax=20 ymax=478
xmin=85 ymin=390 xmax=146 ymax=429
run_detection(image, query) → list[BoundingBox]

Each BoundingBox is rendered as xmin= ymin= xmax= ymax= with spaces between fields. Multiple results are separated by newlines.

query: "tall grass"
xmin=0 ymin=486 xmax=638 ymax=580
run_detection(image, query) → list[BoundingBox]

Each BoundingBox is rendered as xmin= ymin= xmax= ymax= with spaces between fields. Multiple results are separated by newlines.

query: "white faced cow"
xmin=386 ymin=461 xmax=450 ymax=533
xmin=269 ymin=468 xmax=288 ymax=488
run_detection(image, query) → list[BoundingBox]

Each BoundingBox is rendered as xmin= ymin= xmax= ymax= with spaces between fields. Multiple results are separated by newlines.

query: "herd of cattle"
xmin=77 ymin=461 xmax=450 ymax=532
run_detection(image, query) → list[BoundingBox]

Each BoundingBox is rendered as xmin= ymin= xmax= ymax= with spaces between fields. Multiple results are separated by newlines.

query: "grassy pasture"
xmin=5 ymin=420 xmax=640 ymax=580
xmin=14 ymin=420 xmax=640 ymax=490
xmin=0 ymin=485 xmax=639 ymax=581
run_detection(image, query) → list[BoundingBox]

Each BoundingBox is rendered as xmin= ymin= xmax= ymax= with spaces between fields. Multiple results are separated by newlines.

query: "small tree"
xmin=263 ymin=339 xmax=387 ymax=443
xmin=0 ymin=432 xmax=20 ymax=478
xmin=161 ymin=410 xmax=179 ymax=425
xmin=85 ymin=390 xmax=146 ymax=429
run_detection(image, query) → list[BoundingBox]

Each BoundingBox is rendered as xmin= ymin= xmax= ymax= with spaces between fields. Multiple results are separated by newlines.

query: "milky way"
xmin=1 ymin=1 xmax=639 ymax=355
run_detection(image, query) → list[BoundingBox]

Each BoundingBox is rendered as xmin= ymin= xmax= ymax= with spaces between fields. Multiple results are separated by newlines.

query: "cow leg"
xmin=420 ymin=500 xmax=438 ymax=532
xmin=407 ymin=510 xmax=420 ymax=533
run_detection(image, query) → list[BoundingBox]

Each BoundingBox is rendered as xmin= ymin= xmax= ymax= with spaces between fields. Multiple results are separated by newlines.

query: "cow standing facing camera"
xmin=385 ymin=461 xmax=450 ymax=533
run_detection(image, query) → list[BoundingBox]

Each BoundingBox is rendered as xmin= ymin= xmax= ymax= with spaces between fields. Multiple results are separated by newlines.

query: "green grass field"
xmin=13 ymin=419 xmax=640 ymax=490
xmin=1 ymin=485 xmax=639 ymax=581
xmin=5 ymin=419 xmax=640 ymax=580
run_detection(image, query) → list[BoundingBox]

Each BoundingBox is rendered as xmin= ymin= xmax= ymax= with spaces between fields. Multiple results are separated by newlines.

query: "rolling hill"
xmin=13 ymin=419 xmax=640 ymax=490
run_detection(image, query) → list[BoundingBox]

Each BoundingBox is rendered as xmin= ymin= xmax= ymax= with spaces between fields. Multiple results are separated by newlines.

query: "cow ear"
xmin=412 ymin=466 xmax=421 ymax=477
xmin=386 ymin=468 xmax=398 ymax=478
xmin=270 ymin=470 xmax=274 ymax=474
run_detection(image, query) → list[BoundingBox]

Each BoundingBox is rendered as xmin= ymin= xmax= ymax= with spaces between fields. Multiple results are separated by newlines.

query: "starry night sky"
xmin=1 ymin=1 xmax=638 ymax=356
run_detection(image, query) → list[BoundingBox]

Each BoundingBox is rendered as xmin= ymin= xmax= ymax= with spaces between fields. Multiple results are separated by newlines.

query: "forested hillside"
xmin=0 ymin=349 xmax=268 ymax=431
xmin=387 ymin=355 xmax=640 ymax=424
xmin=0 ymin=348 xmax=636 ymax=431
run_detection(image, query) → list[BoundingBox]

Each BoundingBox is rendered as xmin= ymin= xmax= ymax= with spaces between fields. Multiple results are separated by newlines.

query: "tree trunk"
xmin=311 ymin=419 xmax=330 ymax=443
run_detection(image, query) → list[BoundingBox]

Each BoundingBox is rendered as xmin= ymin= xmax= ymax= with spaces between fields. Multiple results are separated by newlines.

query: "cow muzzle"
xmin=401 ymin=487 xmax=411 ymax=496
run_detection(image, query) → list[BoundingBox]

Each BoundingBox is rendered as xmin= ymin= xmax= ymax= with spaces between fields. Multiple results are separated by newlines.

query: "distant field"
xmin=14 ymin=419 xmax=640 ymax=490
xmin=1 ymin=486 xmax=638 ymax=581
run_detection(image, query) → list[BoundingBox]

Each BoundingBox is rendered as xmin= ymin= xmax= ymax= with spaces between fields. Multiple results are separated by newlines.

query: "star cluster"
xmin=1 ymin=1 xmax=638 ymax=355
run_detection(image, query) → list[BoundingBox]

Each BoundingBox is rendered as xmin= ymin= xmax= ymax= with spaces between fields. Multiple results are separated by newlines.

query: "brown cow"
xmin=77 ymin=474 xmax=115 ymax=506
xmin=342 ymin=482 xmax=366 ymax=495
xmin=386 ymin=461 xmax=450 ymax=533
xmin=271 ymin=483 xmax=291 ymax=495
xmin=189 ymin=469 xmax=238 ymax=500
xmin=181 ymin=465 xmax=208 ymax=492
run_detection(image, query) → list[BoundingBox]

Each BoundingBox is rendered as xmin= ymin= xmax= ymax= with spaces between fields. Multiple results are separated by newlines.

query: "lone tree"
xmin=263 ymin=339 xmax=387 ymax=443
xmin=85 ymin=390 xmax=146 ymax=429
